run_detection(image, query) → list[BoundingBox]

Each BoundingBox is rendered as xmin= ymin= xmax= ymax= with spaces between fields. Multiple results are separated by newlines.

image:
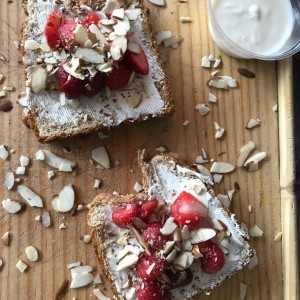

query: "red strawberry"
xmin=83 ymin=12 xmax=100 ymax=28
xmin=124 ymin=46 xmax=149 ymax=75
xmin=104 ymin=63 xmax=133 ymax=90
xmin=171 ymin=191 xmax=208 ymax=228
xmin=135 ymin=281 xmax=172 ymax=300
xmin=136 ymin=252 xmax=168 ymax=281
xmin=45 ymin=11 xmax=65 ymax=50
xmin=58 ymin=20 xmax=76 ymax=51
xmin=56 ymin=64 xmax=85 ymax=99
xmin=140 ymin=199 xmax=158 ymax=221
xmin=198 ymin=240 xmax=225 ymax=274
xmin=112 ymin=202 xmax=139 ymax=228
xmin=83 ymin=72 xmax=103 ymax=98
xmin=142 ymin=222 xmax=170 ymax=250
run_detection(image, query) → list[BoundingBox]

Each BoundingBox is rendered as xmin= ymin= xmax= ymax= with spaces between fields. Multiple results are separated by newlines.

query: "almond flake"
xmin=91 ymin=146 xmax=110 ymax=169
xmin=0 ymin=91 xmax=6 ymax=98
xmin=210 ymin=162 xmax=235 ymax=173
xmin=93 ymin=274 xmax=102 ymax=285
xmin=47 ymin=170 xmax=55 ymax=179
xmin=0 ymin=258 xmax=3 ymax=269
xmin=181 ymin=225 xmax=190 ymax=240
xmin=195 ymin=156 xmax=208 ymax=164
xmin=113 ymin=15 xmax=130 ymax=36
xmin=213 ymin=58 xmax=222 ymax=68
xmin=190 ymin=228 xmax=216 ymax=244
xmin=16 ymin=260 xmax=28 ymax=272
xmin=160 ymin=217 xmax=177 ymax=235
xmin=273 ymin=104 xmax=278 ymax=112
xmin=52 ymin=184 xmax=75 ymax=213
xmin=20 ymin=155 xmax=30 ymax=167
xmin=74 ymin=24 xmax=92 ymax=47
xmin=42 ymin=211 xmax=51 ymax=228
xmin=127 ymin=41 xmax=141 ymax=54
xmin=24 ymin=39 xmax=40 ymax=50
xmin=166 ymin=249 xmax=177 ymax=262
xmin=112 ymin=8 xmax=125 ymax=20
xmin=240 ymin=283 xmax=248 ymax=300
xmin=183 ymin=120 xmax=190 ymax=126
xmin=94 ymin=289 xmax=111 ymax=300
xmin=30 ymin=66 xmax=47 ymax=93
xmin=237 ymin=141 xmax=256 ymax=167
xmin=201 ymin=56 xmax=210 ymax=68
xmin=196 ymin=164 xmax=212 ymax=179
xmin=155 ymin=30 xmax=172 ymax=45
xmin=25 ymin=246 xmax=38 ymax=262
xmin=163 ymin=241 xmax=175 ymax=255
xmin=59 ymin=223 xmax=67 ymax=229
xmin=16 ymin=166 xmax=26 ymax=175
xmin=163 ymin=36 xmax=183 ymax=48
xmin=2 ymin=232 xmax=11 ymax=246
xmin=134 ymin=182 xmax=143 ymax=193
xmin=249 ymin=224 xmax=263 ymax=237
xmin=17 ymin=185 xmax=43 ymax=207
xmin=89 ymin=24 xmax=108 ymax=45
xmin=67 ymin=262 xmax=81 ymax=269
xmin=3 ymin=86 xmax=14 ymax=91
xmin=94 ymin=179 xmax=101 ymax=189
xmin=274 ymin=232 xmax=282 ymax=242
xmin=214 ymin=122 xmax=225 ymax=139
xmin=244 ymin=152 xmax=267 ymax=167
xmin=220 ymin=76 xmax=237 ymax=87
xmin=148 ymin=0 xmax=165 ymax=6
xmin=63 ymin=58 xmax=85 ymax=80
xmin=110 ymin=36 xmax=127 ymax=61
xmin=180 ymin=16 xmax=192 ymax=23
xmin=2 ymin=198 xmax=21 ymax=214
xmin=246 ymin=118 xmax=261 ymax=129
xmin=4 ymin=172 xmax=14 ymax=190
xmin=126 ymin=93 xmax=142 ymax=108
xmin=81 ymin=235 xmax=92 ymax=244
xmin=208 ymin=78 xmax=228 ymax=89
xmin=195 ymin=104 xmax=210 ymax=116
xmin=213 ymin=174 xmax=223 ymax=183
xmin=125 ymin=8 xmax=141 ymax=21
xmin=217 ymin=194 xmax=231 ymax=208
xmin=155 ymin=146 xmax=167 ymax=153
xmin=0 ymin=145 xmax=9 ymax=160
xmin=75 ymin=48 xmax=104 ymax=64
xmin=70 ymin=272 xmax=93 ymax=289
xmin=117 ymin=254 xmax=139 ymax=271
xmin=208 ymin=93 xmax=217 ymax=103
xmin=228 ymin=189 xmax=235 ymax=200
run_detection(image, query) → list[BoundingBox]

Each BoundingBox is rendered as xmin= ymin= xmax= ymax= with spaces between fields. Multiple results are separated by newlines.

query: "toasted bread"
xmin=88 ymin=150 xmax=253 ymax=300
xmin=21 ymin=0 xmax=174 ymax=142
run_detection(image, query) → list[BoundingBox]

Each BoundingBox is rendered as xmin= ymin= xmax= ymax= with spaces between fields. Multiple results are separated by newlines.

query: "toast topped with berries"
xmin=22 ymin=0 xmax=174 ymax=142
xmin=88 ymin=151 xmax=253 ymax=300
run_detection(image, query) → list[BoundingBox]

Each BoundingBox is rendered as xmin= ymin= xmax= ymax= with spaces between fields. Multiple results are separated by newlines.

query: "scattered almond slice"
xmin=195 ymin=104 xmax=210 ymax=116
xmin=63 ymin=59 xmax=85 ymax=80
xmin=163 ymin=241 xmax=175 ymax=255
xmin=81 ymin=235 xmax=92 ymax=244
xmin=248 ymin=205 xmax=252 ymax=213
xmin=248 ymin=249 xmax=258 ymax=270
xmin=196 ymin=164 xmax=212 ymax=179
xmin=201 ymin=56 xmax=210 ymax=68
xmin=0 ymin=91 xmax=6 ymax=98
xmin=52 ymin=184 xmax=75 ymax=213
xmin=249 ymin=224 xmax=263 ymax=237
xmin=0 ymin=258 xmax=3 ymax=269
xmin=112 ymin=8 xmax=125 ymax=20
xmin=3 ymin=86 xmax=14 ymax=91
xmin=163 ymin=36 xmax=183 ymax=48
xmin=272 ymin=104 xmax=278 ymax=112
xmin=94 ymin=179 xmax=101 ymax=189
xmin=93 ymin=274 xmax=102 ymax=285
xmin=125 ymin=8 xmax=141 ymax=21
xmin=183 ymin=120 xmax=190 ymax=126
xmin=89 ymin=24 xmax=108 ymax=45
xmin=74 ymin=24 xmax=92 ymax=47
xmin=160 ymin=217 xmax=177 ymax=235
xmin=24 ymin=39 xmax=40 ymax=50
xmin=220 ymin=76 xmax=237 ymax=88
xmin=133 ymin=182 xmax=143 ymax=193
xmin=91 ymin=146 xmax=110 ymax=169
xmin=208 ymin=92 xmax=217 ymax=103
xmin=274 ymin=232 xmax=282 ymax=242
xmin=42 ymin=211 xmax=51 ymax=227
xmin=213 ymin=174 xmax=223 ymax=183
xmin=0 ymin=145 xmax=9 ymax=160
xmin=17 ymin=185 xmax=43 ymax=207
xmin=210 ymin=162 xmax=235 ymax=173
xmin=110 ymin=36 xmax=127 ymax=61
xmin=25 ymin=246 xmax=38 ymax=262
xmin=246 ymin=118 xmax=261 ymax=129
xmin=94 ymin=289 xmax=111 ymax=300
xmin=228 ymin=189 xmax=235 ymax=201
xmin=217 ymin=194 xmax=230 ymax=208
xmin=75 ymin=48 xmax=104 ymax=64
xmin=16 ymin=166 xmax=26 ymax=175
xmin=195 ymin=155 xmax=208 ymax=164
xmin=117 ymin=254 xmax=139 ymax=271
xmin=2 ymin=199 xmax=22 ymax=213
xmin=2 ymin=232 xmax=11 ymax=246
xmin=237 ymin=141 xmax=256 ymax=167
xmin=48 ymin=170 xmax=55 ymax=179
xmin=67 ymin=262 xmax=81 ymax=269
xmin=190 ymin=228 xmax=216 ymax=244
xmin=240 ymin=283 xmax=248 ymax=300
xmin=70 ymin=272 xmax=94 ymax=289
xmin=16 ymin=260 xmax=28 ymax=273
xmin=113 ymin=15 xmax=130 ymax=36
xmin=35 ymin=149 xmax=76 ymax=172
xmin=126 ymin=93 xmax=142 ymax=108
xmin=244 ymin=152 xmax=267 ymax=167
xmin=214 ymin=122 xmax=225 ymax=139
xmin=30 ymin=66 xmax=47 ymax=93
xmin=20 ymin=155 xmax=30 ymax=167
xmin=148 ymin=0 xmax=165 ymax=6
xmin=155 ymin=146 xmax=167 ymax=153
xmin=59 ymin=223 xmax=67 ymax=229
xmin=180 ymin=16 xmax=192 ymax=23
xmin=213 ymin=58 xmax=222 ymax=68
xmin=155 ymin=30 xmax=172 ymax=45
xmin=208 ymin=78 xmax=228 ymax=89
xmin=4 ymin=172 xmax=14 ymax=190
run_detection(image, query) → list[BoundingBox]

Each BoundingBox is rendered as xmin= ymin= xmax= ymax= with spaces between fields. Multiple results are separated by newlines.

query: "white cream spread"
xmin=94 ymin=159 xmax=252 ymax=300
xmin=211 ymin=0 xmax=293 ymax=55
xmin=23 ymin=0 xmax=168 ymax=139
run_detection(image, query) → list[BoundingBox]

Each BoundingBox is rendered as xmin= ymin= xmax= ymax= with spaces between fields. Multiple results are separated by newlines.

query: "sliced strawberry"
xmin=198 ymin=240 xmax=225 ymax=274
xmin=57 ymin=64 xmax=85 ymax=99
xmin=104 ymin=63 xmax=133 ymax=90
xmin=112 ymin=202 xmax=139 ymax=228
xmin=124 ymin=46 xmax=149 ymax=75
xmin=136 ymin=252 xmax=168 ymax=281
xmin=142 ymin=222 xmax=170 ymax=250
xmin=170 ymin=191 xmax=208 ymax=228
xmin=135 ymin=281 xmax=172 ymax=300
xmin=58 ymin=20 xmax=76 ymax=51
xmin=84 ymin=72 xmax=103 ymax=98
xmin=140 ymin=199 xmax=158 ymax=221
xmin=45 ymin=12 xmax=65 ymax=50
xmin=83 ymin=12 xmax=100 ymax=28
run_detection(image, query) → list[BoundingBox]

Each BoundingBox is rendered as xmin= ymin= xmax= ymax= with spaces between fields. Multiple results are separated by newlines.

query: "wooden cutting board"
xmin=0 ymin=0 xmax=298 ymax=299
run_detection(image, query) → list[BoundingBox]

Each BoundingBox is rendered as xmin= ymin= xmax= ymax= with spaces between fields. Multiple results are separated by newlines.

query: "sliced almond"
xmin=25 ymin=246 xmax=38 ymax=262
xmin=213 ymin=174 xmax=223 ymax=183
xmin=195 ymin=156 xmax=208 ymax=164
xmin=89 ymin=24 xmax=108 ymax=45
xmin=148 ymin=0 xmax=165 ymax=6
xmin=0 ymin=258 xmax=3 ymax=269
xmin=4 ymin=172 xmax=14 ymax=190
xmin=247 ymin=161 xmax=259 ymax=172
xmin=208 ymin=93 xmax=217 ymax=103
xmin=240 ymin=283 xmax=248 ymax=300
xmin=214 ymin=122 xmax=225 ymax=139
xmin=181 ymin=225 xmax=190 ymax=240
xmin=2 ymin=198 xmax=22 ymax=214
xmin=70 ymin=272 xmax=93 ymax=288
xmin=133 ymin=182 xmax=143 ymax=193
xmin=17 ymin=185 xmax=43 ymax=207
xmin=166 ymin=249 xmax=177 ymax=262
xmin=180 ymin=16 xmax=192 ymax=23
xmin=163 ymin=36 xmax=183 ymax=48
xmin=110 ymin=36 xmax=127 ymax=61
xmin=130 ymin=225 xmax=150 ymax=255
xmin=2 ymin=232 xmax=11 ymax=246
xmin=36 ymin=149 xmax=76 ymax=172
xmin=208 ymin=78 xmax=228 ymax=89
xmin=192 ymin=245 xmax=203 ymax=258
xmin=20 ymin=155 xmax=30 ymax=167
xmin=16 ymin=260 xmax=28 ymax=273
xmin=201 ymin=56 xmax=210 ymax=68
xmin=249 ymin=224 xmax=263 ymax=237
xmin=246 ymin=118 xmax=260 ymax=129
xmin=160 ymin=217 xmax=177 ymax=235
xmin=74 ymin=24 xmax=92 ymax=47
xmin=112 ymin=8 xmax=125 ymax=20
xmin=210 ymin=162 xmax=235 ymax=174
xmin=94 ymin=289 xmax=111 ymax=300
xmin=155 ymin=30 xmax=172 ymax=45
xmin=220 ymin=76 xmax=237 ymax=88
xmin=91 ymin=146 xmax=110 ymax=169
xmin=190 ymin=228 xmax=216 ymax=244
xmin=213 ymin=58 xmax=222 ymax=68
xmin=52 ymin=184 xmax=75 ymax=213
xmin=196 ymin=164 xmax=212 ymax=179
xmin=117 ymin=254 xmax=139 ymax=271
xmin=193 ymin=184 xmax=203 ymax=195
xmin=67 ymin=262 xmax=81 ymax=269
xmin=16 ymin=166 xmax=26 ymax=175
xmin=244 ymin=152 xmax=267 ymax=167
xmin=30 ymin=66 xmax=47 ymax=93
xmin=81 ymin=235 xmax=92 ymax=244
xmin=63 ymin=59 xmax=85 ymax=80
xmin=126 ymin=93 xmax=142 ymax=108
xmin=42 ymin=210 xmax=51 ymax=227
xmin=195 ymin=104 xmax=210 ymax=116
xmin=24 ymin=39 xmax=40 ymax=50
xmin=163 ymin=241 xmax=175 ymax=255
xmin=274 ymin=232 xmax=282 ymax=242
xmin=125 ymin=8 xmax=142 ymax=21
xmin=217 ymin=194 xmax=231 ymax=208
xmin=0 ymin=145 xmax=9 ymax=160
xmin=71 ymin=265 xmax=93 ymax=275
xmin=75 ymin=48 xmax=104 ymax=64
xmin=237 ymin=141 xmax=256 ymax=167
xmin=113 ymin=15 xmax=130 ymax=36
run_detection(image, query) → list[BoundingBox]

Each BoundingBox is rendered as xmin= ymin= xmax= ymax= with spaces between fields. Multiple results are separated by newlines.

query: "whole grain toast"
xmin=88 ymin=150 xmax=253 ymax=300
xmin=21 ymin=0 xmax=174 ymax=142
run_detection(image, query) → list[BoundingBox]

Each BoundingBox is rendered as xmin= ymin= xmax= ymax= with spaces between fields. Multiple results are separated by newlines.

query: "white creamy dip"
xmin=210 ymin=0 xmax=294 ymax=56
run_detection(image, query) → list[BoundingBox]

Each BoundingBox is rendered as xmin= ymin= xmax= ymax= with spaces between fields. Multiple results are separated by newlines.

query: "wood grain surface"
xmin=0 ymin=0 xmax=297 ymax=299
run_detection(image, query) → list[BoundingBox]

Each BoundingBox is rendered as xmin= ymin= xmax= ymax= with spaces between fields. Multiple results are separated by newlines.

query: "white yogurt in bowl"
xmin=208 ymin=0 xmax=300 ymax=60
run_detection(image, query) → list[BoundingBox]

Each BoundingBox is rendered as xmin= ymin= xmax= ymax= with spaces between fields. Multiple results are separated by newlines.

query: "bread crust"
xmin=22 ymin=0 xmax=175 ymax=143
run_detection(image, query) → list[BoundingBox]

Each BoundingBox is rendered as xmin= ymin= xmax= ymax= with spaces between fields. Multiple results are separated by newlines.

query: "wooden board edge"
xmin=278 ymin=58 xmax=299 ymax=300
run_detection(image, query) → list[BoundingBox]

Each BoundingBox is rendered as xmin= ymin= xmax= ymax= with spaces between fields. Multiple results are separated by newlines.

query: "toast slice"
xmin=88 ymin=151 xmax=253 ymax=300
xmin=21 ymin=0 xmax=174 ymax=142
